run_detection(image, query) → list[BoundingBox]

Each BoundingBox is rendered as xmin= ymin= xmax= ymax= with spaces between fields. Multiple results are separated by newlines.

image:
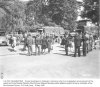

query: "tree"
xmin=25 ymin=0 xmax=43 ymax=25
xmin=26 ymin=0 xmax=78 ymax=31
xmin=81 ymin=0 xmax=99 ymax=25
xmin=0 ymin=0 xmax=26 ymax=33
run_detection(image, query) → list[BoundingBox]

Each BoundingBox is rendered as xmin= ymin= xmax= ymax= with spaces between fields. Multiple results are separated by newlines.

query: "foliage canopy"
xmin=81 ymin=0 xmax=99 ymax=25
xmin=0 ymin=0 xmax=78 ymax=32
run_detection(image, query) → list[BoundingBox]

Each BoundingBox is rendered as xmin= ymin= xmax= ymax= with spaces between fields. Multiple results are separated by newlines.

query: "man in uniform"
xmin=89 ymin=34 xmax=93 ymax=51
xmin=65 ymin=34 xmax=69 ymax=55
xmin=82 ymin=33 xmax=87 ymax=56
xmin=27 ymin=34 xmax=33 ymax=56
xmin=23 ymin=33 xmax=28 ymax=51
xmin=47 ymin=35 xmax=52 ymax=53
xmin=41 ymin=35 xmax=47 ymax=54
xmin=74 ymin=33 xmax=81 ymax=57
xmin=35 ymin=35 xmax=41 ymax=55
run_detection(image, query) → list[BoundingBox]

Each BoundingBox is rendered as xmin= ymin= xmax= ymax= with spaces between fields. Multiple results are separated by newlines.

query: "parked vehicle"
xmin=0 ymin=31 xmax=8 ymax=46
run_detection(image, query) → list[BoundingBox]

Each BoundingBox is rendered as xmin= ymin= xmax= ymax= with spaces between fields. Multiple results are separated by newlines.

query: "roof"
xmin=42 ymin=26 xmax=65 ymax=36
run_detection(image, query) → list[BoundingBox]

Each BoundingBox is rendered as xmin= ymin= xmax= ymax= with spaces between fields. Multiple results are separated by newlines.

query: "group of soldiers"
xmin=8 ymin=31 xmax=97 ymax=57
xmin=63 ymin=32 xmax=97 ymax=57
xmin=22 ymin=33 xmax=53 ymax=56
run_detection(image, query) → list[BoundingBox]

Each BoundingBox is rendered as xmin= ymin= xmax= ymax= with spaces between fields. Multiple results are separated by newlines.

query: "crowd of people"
xmin=6 ymin=31 xmax=99 ymax=57
xmin=60 ymin=32 xmax=99 ymax=57
xmin=7 ymin=33 xmax=54 ymax=56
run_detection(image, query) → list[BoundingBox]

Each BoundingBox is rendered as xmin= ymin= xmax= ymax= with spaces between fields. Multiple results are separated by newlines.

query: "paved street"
xmin=0 ymin=44 xmax=100 ymax=79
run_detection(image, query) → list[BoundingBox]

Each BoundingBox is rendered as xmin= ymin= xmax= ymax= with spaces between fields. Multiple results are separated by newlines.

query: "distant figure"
xmin=16 ymin=35 xmax=20 ymax=46
xmin=50 ymin=34 xmax=53 ymax=50
xmin=89 ymin=34 xmax=93 ymax=51
xmin=35 ymin=35 xmax=41 ymax=55
xmin=82 ymin=33 xmax=88 ymax=56
xmin=41 ymin=36 xmax=47 ymax=54
xmin=10 ymin=35 xmax=17 ymax=52
xmin=65 ymin=34 xmax=70 ymax=55
xmin=74 ymin=33 xmax=81 ymax=57
xmin=93 ymin=35 xmax=97 ymax=49
xmin=47 ymin=36 xmax=52 ymax=53
xmin=23 ymin=33 xmax=28 ymax=51
xmin=9 ymin=35 xmax=14 ymax=47
xmin=86 ymin=36 xmax=89 ymax=53
xmin=27 ymin=34 xmax=33 ymax=56
xmin=61 ymin=36 xmax=66 ymax=46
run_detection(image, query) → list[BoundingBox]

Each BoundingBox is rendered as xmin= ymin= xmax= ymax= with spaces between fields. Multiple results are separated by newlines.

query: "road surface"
xmin=0 ymin=44 xmax=100 ymax=79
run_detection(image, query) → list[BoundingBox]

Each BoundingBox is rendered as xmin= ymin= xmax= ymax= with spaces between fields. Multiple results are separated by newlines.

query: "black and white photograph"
xmin=0 ymin=0 xmax=100 ymax=85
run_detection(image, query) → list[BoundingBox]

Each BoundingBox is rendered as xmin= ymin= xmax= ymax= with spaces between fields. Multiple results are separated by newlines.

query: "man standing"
xmin=35 ymin=35 xmax=41 ymax=55
xmin=23 ymin=33 xmax=28 ymax=51
xmin=47 ymin=35 xmax=52 ymax=53
xmin=41 ymin=35 xmax=47 ymax=54
xmin=74 ymin=33 xmax=81 ymax=57
xmin=27 ymin=34 xmax=33 ymax=56
xmin=82 ymin=33 xmax=87 ymax=56
xmin=12 ymin=35 xmax=17 ymax=52
xmin=65 ymin=34 xmax=69 ymax=55
xmin=89 ymin=34 xmax=93 ymax=51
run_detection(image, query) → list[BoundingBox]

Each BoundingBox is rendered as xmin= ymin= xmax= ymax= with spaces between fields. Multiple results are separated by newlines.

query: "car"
xmin=0 ymin=31 xmax=8 ymax=46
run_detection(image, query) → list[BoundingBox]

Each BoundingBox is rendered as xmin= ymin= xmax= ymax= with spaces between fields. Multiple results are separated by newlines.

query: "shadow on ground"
xmin=53 ymin=53 xmax=75 ymax=57
xmin=0 ymin=54 xmax=16 ymax=56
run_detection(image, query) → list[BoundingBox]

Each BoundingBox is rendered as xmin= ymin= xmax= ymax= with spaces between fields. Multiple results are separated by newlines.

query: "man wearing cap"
xmin=27 ymin=34 xmax=33 ymax=56
xmin=35 ymin=35 xmax=41 ymax=55
xmin=83 ymin=33 xmax=88 ymax=56
xmin=74 ymin=33 xmax=81 ymax=57
xmin=23 ymin=33 xmax=28 ymax=51
xmin=65 ymin=34 xmax=70 ymax=55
